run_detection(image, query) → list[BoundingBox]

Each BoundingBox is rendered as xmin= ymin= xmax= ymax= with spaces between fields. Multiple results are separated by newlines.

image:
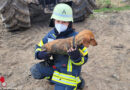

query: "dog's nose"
xmin=93 ymin=40 xmax=98 ymax=46
xmin=95 ymin=42 xmax=98 ymax=46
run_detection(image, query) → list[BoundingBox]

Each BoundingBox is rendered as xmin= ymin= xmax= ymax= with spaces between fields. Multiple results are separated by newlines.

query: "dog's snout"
xmin=92 ymin=39 xmax=98 ymax=46
xmin=94 ymin=41 xmax=98 ymax=46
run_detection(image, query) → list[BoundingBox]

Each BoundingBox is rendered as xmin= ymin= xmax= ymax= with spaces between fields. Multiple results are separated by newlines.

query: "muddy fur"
xmin=42 ymin=30 xmax=97 ymax=54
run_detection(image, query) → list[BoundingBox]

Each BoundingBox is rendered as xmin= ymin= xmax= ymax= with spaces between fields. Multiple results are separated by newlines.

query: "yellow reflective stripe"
xmin=67 ymin=57 xmax=72 ymax=72
xmin=82 ymin=47 xmax=87 ymax=51
xmin=54 ymin=71 xmax=76 ymax=80
xmin=74 ymin=86 xmax=77 ymax=90
xmin=54 ymin=74 xmax=76 ymax=82
xmin=84 ymin=51 xmax=88 ymax=56
xmin=35 ymin=48 xmax=42 ymax=52
xmin=71 ymin=57 xmax=85 ymax=66
xmin=44 ymin=76 xmax=50 ymax=79
xmin=38 ymin=40 xmax=44 ymax=47
xmin=52 ymin=77 xmax=77 ymax=86
xmin=82 ymin=47 xmax=88 ymax=53
xmin=52 ymin=71 xmax=81 ymax=86
xmin=53 ymin=71 xmax=81 ymax=83
xmin=79 ymin=48 xmax=88 ymax=56
xmin=52 ymin=34 xmax=56 ymax=38
xmin=76 ymin=77 xmax=81 ymax=83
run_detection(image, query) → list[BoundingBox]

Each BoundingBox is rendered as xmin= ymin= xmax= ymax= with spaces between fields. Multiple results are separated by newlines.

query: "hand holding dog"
xmin=67 ymin=47 xmax=81 ymax=60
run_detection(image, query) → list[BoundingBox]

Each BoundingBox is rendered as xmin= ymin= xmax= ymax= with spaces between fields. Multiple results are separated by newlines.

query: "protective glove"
xmin=67 ymin=47 xmax=81 ymax=60
xmin=37 ymin=51 xmax=51 ymax=60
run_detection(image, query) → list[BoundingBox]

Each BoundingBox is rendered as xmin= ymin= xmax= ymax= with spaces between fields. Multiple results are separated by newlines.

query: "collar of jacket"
xmin=54 ymin=28 xmax=75 ymax=37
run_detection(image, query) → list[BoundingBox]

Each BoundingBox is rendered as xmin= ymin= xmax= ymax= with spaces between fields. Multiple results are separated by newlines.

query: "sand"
xmin=0 ymin=10 xmax=130 ymax=90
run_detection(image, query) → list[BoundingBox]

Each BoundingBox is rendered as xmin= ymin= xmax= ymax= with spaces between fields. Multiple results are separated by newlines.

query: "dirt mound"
xmin=0 ymin=10 xmax=130 ymax=90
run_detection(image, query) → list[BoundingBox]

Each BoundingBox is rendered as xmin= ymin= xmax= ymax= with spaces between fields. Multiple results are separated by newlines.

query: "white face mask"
xmin=55 ymin=24 xmax=68 ymax=33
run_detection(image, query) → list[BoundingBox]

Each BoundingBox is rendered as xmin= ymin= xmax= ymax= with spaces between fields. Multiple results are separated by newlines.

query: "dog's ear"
xmin=76 ymin=36 xmax=83 ymax=46
xmin=83 ymin=35 xmax=91 ymax=43
xmin=82 ymin=35 xmax=91 ymax=47
xmin=76 ymin=35 xmax=90 ymax=46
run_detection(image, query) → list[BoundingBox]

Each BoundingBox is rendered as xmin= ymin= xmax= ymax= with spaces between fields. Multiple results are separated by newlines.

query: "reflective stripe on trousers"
xmin=52 ymin=71 xmax=81 ymax=87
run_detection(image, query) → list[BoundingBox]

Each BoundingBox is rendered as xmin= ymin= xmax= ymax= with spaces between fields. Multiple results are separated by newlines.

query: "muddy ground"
xmin=0 ymin=10 xmax=130 ymax=90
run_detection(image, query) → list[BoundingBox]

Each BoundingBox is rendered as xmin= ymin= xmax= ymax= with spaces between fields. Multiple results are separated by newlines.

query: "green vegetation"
xmin=96 ymin=0 xmax=112 ymax=8
xmin=94 ymin=5 xmax=130 ymax=13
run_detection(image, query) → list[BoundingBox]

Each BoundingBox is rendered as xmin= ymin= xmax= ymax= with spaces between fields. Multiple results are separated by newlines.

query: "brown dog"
xmin=42 ymin=30 xmax=97 ymax=54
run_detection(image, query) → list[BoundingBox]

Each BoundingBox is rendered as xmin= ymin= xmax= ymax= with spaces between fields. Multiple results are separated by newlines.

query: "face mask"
xmin=55 ymin=24 xmax=68 ymax=33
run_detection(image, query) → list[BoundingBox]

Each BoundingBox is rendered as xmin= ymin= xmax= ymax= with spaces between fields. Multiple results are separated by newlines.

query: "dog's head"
xmin=76 ymin=30 xmax=97 ymax=47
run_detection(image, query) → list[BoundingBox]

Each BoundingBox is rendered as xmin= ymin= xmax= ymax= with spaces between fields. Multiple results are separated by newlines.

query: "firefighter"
xmin=30 ymin=3 xmax=88 ymax=90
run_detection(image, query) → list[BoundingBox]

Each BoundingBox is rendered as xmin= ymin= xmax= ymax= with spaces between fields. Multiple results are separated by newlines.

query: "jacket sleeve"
xmin=71 ymin=46 xmax=88 ymax=66
xmin=35 ymin=34 xmax=49 ymax=60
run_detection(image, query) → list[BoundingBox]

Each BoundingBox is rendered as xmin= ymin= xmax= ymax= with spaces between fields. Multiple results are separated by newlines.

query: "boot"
xmin=77 ymin=77 xmax=85 ymax=90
